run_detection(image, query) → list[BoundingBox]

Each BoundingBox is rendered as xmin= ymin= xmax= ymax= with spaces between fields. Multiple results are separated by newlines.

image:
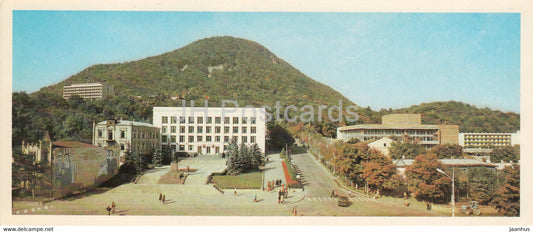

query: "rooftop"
xmin=394 ymin=158 xmax=497 ymax=168
xmin=338 ymin=124 xmax=440 ymax=131
xmin=52 ymin=141 xmax=97 ymax=148
xmin=97 ymin=120 xmax=158 ymax=128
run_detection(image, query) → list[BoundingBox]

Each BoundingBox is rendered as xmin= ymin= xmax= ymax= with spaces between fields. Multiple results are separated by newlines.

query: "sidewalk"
xmin=262 ymin=153 xmax=287 ymax=189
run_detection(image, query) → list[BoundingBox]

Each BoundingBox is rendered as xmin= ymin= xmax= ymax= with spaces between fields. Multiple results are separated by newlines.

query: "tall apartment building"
xmin=153 ymin=107 xmax=266 ymax=155
xmin=337 ymin=114 xmax=459 ymax=148
xmin=63 ymin=82 xmax=114 ymax=100
xmin=459 ymin=131 xmax=520 ymax=149
xmin=93 ymin=119 xmax=160 ymax=164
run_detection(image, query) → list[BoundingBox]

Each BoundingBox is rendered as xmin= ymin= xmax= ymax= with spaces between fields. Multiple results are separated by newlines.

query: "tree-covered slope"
xmin=41 ymin=36 xmax=353 ymax=108
xmin=390 ymin=101 xmax=520 ymax=133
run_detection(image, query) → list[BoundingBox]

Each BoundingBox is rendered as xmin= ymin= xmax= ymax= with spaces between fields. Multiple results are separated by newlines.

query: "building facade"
xmin=367 ymin=137 xmax=394 ymax=157
xmin=153 ymin=107 xmax=266 ymax=155
xmin=93 ymin=119 xmax=160 ymax=163
xmin=459 ymin=131 xmax=520 ymax=149
xmin=337 ymin=114 xmax=459 ymax=148
xmin=63 ymin=82 xmax=114 ymax=100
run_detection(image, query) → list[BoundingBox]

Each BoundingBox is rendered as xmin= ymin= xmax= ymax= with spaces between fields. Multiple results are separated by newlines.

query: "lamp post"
xmin=437 ymin=167 xmax=455 ymax=217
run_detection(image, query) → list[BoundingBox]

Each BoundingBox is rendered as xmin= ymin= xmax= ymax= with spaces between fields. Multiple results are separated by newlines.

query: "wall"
xmin=52 ymin=146 xmax=119 ymax=198
xmin=382 ymin=114 xmax=421 ymax=125
xmin=438 ymin=125 xmax=459 ymax=145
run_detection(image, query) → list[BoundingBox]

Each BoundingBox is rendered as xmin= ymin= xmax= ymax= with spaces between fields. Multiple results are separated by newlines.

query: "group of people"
xmin=266 ymin=179 xmax=284 ymax=192
xmin=159 ymin=193 xmax=166 ymax=204
xmin=277 ymin=186 xmax=289 ymax=203
xmin=105 ymin=201 xmax=116 ymax=215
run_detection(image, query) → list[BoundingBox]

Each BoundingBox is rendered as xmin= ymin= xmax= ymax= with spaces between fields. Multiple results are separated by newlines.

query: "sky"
xmin=12 ymin=11 xmax=520 ymax=113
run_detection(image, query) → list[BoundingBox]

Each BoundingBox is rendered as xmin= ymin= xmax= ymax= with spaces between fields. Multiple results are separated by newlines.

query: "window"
xmin=197 ymin=126 xmax=203 ymax=133
xmin=197 ymin=136 xmax=203 ymax=142
xmin=179 ymin=145 xmax=185 ymax=151
xmin=207 ymin=117 xmax=212 ymax=124
xmin=215 ymin=117 xmax=221 ymax=124
xmin=188 ymin=145 xmax=193 ymax=151
xmin=179 ymin=136 xmax=185 ymax=143
xmin=206 ymin=127 xmax=212 ymax=133
xmin=224 ymin=136 xmax=229 ymax=143
xmin=224 ymin=126 xmax=230 ymax=133
xmin=232 ymin=136 xmax=238 ymax=143
xmin=233 ymin=117 xmax=239 ymax=124
xmin=197 ymin=117 xmax=203 ymax=124
xmin=171 ymin=126 xmax=176 ymax=133
xmin=179 ymin=117 xmax=185 ymax=123
xmin=171 ymin=116 xmax=177 ymax=124
xmin=224 ymin=145 xmax=228 ymax=151
xmin=188 ymin=136 xmax=194 ymax=142
xmin=242 ymin=117 xmax=248 ymax=124
xmin=242 ymin=127 xmax=247 ymax=133
xmin=206 ymin=136 xmax=212 ymax=142
xmin=108 ymin=131 xmax=113 ymax=140
xmin=224 ymin=117 xmax=230 ymax=124
xmin=251 ymin=136 xmax=256 ymax=143
xmin=162 ymin=116 xmax=168 ymax=124
xmin=215 ymin=136 xmax=221 ymax=142
xmin=171 ymin=136 xmax=176 ymax=143
xmin=251 ymin=117 xmax=256 ymax=124
xmin=233 ymin=127 xmax=239 ymax=133
xmin=162 ymin=135 xmax=168 ymax=143
xmin=180 ymin=126 xmax=185 ymax=133
xmin=215 ymin=126 xmax=221 ymax=133
xmin=162 ymin=127 xmax=167 ymax=133
xmin=251 ymin=127 xmax=256 ymax=134
xmin=188 ymin=117 xmax=194 ymax=123
xmin=242 ymin=136 xmax=248 ymax=143
xmin=120 ymin=144 xmax=125 ymax=150
xmin=120 ymin=130 xmax=125 ymax=139
xmin=98 ymin=129 xmax=103 ymax=138
xmin=189 ymin=126 xmax=194 ymax=133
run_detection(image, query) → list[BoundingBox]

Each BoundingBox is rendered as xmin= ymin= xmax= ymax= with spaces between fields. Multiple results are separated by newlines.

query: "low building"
xmin=153 ymin=106 xmax=266 ymax=155
xmin=367 ymin=137 xmax=394 ymax=157
xmin=21 ymin=133 xmax=120 ymax=198
xmin=63 ymin=82 xmax=114 ymax=100
xmin=394 ymin=158 xmax=498 ymax=177
xmin=93 ymin=119 xmax=160 ymax=164
xmin=337 ymin=114 xmax=459 ymax=149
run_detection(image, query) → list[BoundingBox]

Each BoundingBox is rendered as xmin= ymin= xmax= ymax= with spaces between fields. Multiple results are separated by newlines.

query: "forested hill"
xmin=41 ymin=36 xmax=353 ymax=108
xmin=389 ymin=101 xmax=520 ymax=133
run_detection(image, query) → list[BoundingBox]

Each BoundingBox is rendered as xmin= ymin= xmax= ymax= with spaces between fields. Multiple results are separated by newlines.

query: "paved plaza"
xmin=12 ymin=153 xmax=447 ymax=216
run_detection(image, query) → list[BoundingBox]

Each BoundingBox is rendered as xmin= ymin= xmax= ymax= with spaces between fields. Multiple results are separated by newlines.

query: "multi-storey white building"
xmin=459 ymin=131 xmax=520 ymax=149
xmin=93 ymin=119 xmax=160 ymax=164
xmin=153 ymin=107 xmax=266 ymax=155
xmin=63 ymin=82 xmax=114 ymax=100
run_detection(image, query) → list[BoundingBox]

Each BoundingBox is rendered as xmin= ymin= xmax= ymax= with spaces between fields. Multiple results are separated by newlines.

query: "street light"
xmin=436 ymin=167 xmax=455 ymax=217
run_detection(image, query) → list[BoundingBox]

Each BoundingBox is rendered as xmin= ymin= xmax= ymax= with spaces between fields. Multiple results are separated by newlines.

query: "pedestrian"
xmin=292 ymin=207 xmax=298 ymax=216
xmin=348 ymin=191 xmax=352 ymax=197
xmin=234 ymin=188 xmax=237 ymax=195
xmin=159 ymin=193 xmax=162 ymax=202
xmin=254 ymin=195 xmax=257 ymax=202
xmin=278 ymin=195 xmax=281 ymax=204
xmin=281 ymin=195 xmax=284 ymax=203
xmin=162 ymin=194 xmax=166 ymax=204
xmin=106 ymin=206 xmax=111 ymax=215
xmin=331 ymin=189 xmax=335 ymax=197
xmin=111 ymin=201 xmax=116 ymax=213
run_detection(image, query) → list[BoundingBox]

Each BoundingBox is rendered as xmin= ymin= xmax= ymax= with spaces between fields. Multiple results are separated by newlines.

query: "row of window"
xmin=162 ymin=116 xmax=257 ymax=125
xmin=96 ymin=129 xmax=158 ymax=140
xmin=163 ymin=144 xmax=227 ymax=153
xmin=464 ymin=139 xmax=510 ymax=142
xmin=161 ymin=135 xmax=257 ymax=144
xmin=362 ymin=129 xmax=438 ymax=135
xmin=161 ymin=126 xmax=257 ymax=134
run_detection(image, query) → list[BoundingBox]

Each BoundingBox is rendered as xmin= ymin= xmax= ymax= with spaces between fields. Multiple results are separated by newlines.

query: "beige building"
xmin=153 ymin=106 xmax=266 ymax=155
xmin=337 ymin=114 xmax=459 ymax=148
xmin=63 ymin=82 xmax=114 ymax=100
xmin=93 ymin=119 xmax=160 ymax=164
xmin=367 ymin=137 xmax=394 ymax=157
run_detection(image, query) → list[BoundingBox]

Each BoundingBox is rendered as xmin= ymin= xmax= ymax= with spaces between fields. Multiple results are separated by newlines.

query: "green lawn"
xmin=211 ymin=171 xmax=262 ymax=189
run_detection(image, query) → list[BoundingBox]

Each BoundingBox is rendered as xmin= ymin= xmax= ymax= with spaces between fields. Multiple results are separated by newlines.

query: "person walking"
xmin=253 ymin=195 xmax=257 ymax=202
xmin=106 ymin=206 xmax=111 ymax=215
xmin=159 ymin=193 xmax=162 ymax=202
xmin=162 ymin=194 xmax=166 ymax=204
xmin=234 ymin=188 xmax=237 ymax=195
xmin=111 ymin=202 xmax=116 ymax=214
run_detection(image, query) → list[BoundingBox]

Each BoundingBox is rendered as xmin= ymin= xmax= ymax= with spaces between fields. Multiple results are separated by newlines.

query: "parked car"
xmin=337 ymin=196 xmax=351 ymax=207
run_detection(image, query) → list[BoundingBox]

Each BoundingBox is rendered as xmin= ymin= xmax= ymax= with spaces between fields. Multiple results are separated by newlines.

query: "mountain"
xmin=389 ymin=101 xmax=520 ymax=133
xmin=41 ymin=36 xmax=353 ymax=109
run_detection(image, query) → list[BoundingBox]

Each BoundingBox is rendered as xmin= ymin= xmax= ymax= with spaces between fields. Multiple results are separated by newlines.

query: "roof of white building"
xmin=96 ymin=120 xmax=158 ymax=128
xmin=394 ymin=158 xmax=497 ymax=168
xmin=338 ymin=124 xmax=439 ymax=131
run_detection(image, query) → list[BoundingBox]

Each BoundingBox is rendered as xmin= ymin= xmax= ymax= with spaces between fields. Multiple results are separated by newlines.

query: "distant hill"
xmin=389 ymin=101 xmax=520 ymax=133
xmin=41 ymin=36 xmax=354 ymax=109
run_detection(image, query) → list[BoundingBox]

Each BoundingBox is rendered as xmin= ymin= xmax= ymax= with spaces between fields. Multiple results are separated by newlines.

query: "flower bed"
xmin=281 ymin=161 xmax=299 ymax=187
